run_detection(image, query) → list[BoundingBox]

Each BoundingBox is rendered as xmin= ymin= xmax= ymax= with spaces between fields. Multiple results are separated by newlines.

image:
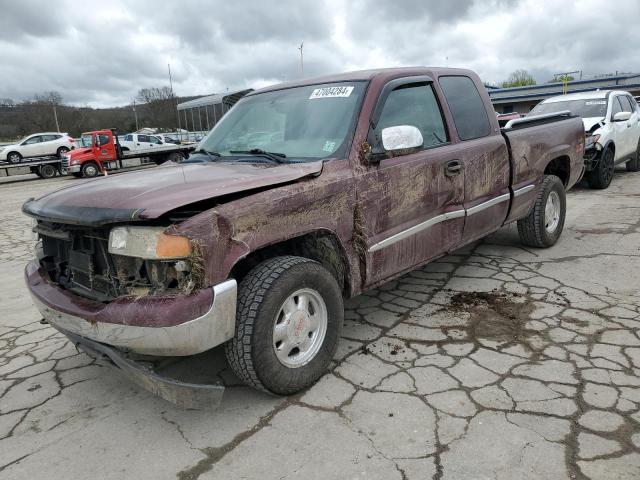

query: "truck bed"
xmin=501 ymin=111 xmax=585 ymax=223
xmin=120 ymin=143 xmax=195 ymax=159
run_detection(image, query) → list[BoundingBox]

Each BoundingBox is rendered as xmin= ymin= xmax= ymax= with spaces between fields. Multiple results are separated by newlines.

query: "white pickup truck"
xmin=530 ymin=90 xmax=640 ymax=189
xmin=120 ymin=133 xmax=172 ymax=152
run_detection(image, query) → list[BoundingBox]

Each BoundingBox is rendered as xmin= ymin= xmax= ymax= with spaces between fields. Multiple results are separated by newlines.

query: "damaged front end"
xmin=583 ymin=122 xmax=604 ymax=172
xmin=34 ymin=221 xmax=203 ymax=302
xmin=27 ymin=218 xmax=237 ymax=409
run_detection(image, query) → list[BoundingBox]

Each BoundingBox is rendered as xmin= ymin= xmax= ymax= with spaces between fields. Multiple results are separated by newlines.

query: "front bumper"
xmin=25 ymin=260 xmax=237 ymax=356
xmin=66 ymin=165 xmax=81 ymax=173
xmin=61 ymin=328 xmax=225 ymax=409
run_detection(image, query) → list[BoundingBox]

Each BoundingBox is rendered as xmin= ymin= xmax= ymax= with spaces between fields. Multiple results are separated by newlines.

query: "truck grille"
xmin=61 ymin=156 xmax=70 ymax=172
xmin=36 ymin=221 xmax=190 ymax=302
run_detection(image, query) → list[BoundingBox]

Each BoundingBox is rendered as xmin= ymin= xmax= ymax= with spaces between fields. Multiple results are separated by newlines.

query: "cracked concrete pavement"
xmin=1 ymin=171 xmax=640 ymax=479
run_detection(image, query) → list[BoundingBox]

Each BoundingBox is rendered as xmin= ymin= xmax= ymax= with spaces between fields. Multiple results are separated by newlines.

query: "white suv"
xmin=530 ymin=90 xmax=640 ymax=189
xmin=0 ymin=132 xmax=75 ymax=163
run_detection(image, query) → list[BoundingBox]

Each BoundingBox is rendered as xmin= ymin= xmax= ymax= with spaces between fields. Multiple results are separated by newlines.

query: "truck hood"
xmin=23 ymin=161 xmax=323 ymax=226
xmin=583 ymin=117 xmax=605 ymax=132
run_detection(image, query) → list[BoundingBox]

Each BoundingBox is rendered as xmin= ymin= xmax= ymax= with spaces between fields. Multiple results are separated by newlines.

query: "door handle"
xmin=445 ymin=160 xmax=463 ymax=176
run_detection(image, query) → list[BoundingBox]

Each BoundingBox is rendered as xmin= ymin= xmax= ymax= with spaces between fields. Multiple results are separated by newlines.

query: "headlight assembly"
xmin=108 ymin=226 xmax=191 ymax=259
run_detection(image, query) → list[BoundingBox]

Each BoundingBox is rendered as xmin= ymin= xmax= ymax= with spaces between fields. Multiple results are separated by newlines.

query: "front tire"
xmin=588 ymin=147 xmax=614 ymax=189
xmin=626 ymin=139 xmax=640 ymax=172
xmin=225 ymin=256 xmax=343 ymax=395
xmin=517 ymin=175 xmax=566 ymax=248
xmin=81 ymin=162 xmax=99 ymax=178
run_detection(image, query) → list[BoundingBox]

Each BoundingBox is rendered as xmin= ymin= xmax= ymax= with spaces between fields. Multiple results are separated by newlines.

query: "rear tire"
xmin=39 ymin=164 xmax=57 ymax=179
xmin=225 ymin=256 xmax=343 ymax=395
xmin=6 ymin=152 xmax=22 ymax=163
xmin=588 ymin=147 xmax=614 ymax=189
xmin=168 ymin=152 xmax=185 ymax=163
xmin=81 ymin=162 xmax=99 ymax=178
xmin=517 ymin=175 xmax=566 ymax=248
xmin=626 ymin=140 xmax=640 ymax=172
xmin=56 ymin=147 xmax=69 ymax=158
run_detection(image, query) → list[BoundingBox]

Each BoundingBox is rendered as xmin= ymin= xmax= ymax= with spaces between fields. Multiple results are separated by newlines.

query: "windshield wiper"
xmin=229 ymin=149 xmax=287 ymax=163
xmin=191 ymin=149 xmax=221 ymax=161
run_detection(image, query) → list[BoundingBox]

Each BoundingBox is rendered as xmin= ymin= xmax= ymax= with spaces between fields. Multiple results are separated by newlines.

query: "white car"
xmin=529 ymin=90 xmax=640 ymax=188
xmin=530 ymin=90 xmax=640 ymax=189
xmin=0 ymin=132 xmax=75 ymax=163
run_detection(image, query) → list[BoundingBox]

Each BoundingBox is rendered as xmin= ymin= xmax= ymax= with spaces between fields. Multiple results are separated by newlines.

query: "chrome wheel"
xmin=272 ymin=288 xmax=328 ymax=368
xmin=545 ymin=190 xmax=561 ymax=233
xmin=84 ymin=164 xmax=98 ymax=177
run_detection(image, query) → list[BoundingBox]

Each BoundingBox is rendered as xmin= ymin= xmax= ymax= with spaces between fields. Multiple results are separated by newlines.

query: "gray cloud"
xmin=0 ymin=0 xmax=638 ymax=107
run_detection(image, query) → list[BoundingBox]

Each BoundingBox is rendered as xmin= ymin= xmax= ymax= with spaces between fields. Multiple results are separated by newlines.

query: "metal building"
xmin=488 ymin=74 xmax=640 ymax=114
xmin=176 ymin=88 xmax=253 ymax=134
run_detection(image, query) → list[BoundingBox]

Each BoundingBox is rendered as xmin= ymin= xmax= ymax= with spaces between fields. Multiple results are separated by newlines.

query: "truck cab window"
xmin=376 ymin=84 xmax=448 ymax=148
xmin=439 ymin=76 xmax=491 ymax=140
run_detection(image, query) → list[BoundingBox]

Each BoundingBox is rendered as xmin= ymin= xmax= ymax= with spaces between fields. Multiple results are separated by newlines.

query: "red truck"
xmin=62 ymin=129 xmax=194 ymax=177
xmin=24 ymin=67 xmax=584 ymax=406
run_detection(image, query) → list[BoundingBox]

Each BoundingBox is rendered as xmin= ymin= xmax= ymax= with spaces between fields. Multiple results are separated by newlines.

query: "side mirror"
xmin=613 ymin=111 xmax=631 ymax=122
xmin=381 ymin=125 xmax=424 ymax=151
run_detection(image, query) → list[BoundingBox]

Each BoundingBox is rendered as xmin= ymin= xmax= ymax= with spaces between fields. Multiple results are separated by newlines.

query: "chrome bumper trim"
xmin=32 ymin=279 xmax=237 ymax=356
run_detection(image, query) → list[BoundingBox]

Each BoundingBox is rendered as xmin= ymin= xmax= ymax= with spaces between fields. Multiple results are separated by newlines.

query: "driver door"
xmin=610 ymin=95 xmax=633 ymax=159
xmin=356 ymin=80 xmax=465 ymax=287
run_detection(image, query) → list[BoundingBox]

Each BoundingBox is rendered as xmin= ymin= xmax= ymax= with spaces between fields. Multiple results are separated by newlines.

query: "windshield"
xmin=197 ymin=82 xmax=366 ymax=161
xmin=78 ymin=135 xmax=93 ymax=147
xmin=530 ymin=98 xmax=608 ymax=118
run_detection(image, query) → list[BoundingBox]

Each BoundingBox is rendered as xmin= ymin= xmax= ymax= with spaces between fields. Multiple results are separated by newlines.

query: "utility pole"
xmin=168 ymin=62 xmax=182 ymax=138
xmin=132 ymin=99 xmax=139 ymax=131
xmin=298 ymin=42 xmax=304 ymax=77
xmin=52 ymin=101 xmax=60 ymax=132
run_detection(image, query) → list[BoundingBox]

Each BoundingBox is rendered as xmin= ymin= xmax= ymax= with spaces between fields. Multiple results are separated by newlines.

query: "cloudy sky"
xmin=1 ymin=0 xmax=639 ymax=107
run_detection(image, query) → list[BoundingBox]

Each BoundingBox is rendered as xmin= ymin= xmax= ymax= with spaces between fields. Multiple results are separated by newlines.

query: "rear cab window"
xmin=439 ymin=76 xmax=492 ymax=140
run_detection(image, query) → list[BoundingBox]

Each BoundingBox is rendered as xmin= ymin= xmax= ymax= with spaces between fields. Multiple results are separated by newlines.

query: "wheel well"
xmin=544 ymin=156 xmax=570 ymax=186
xmin=230 ymin=232 xmax=350 ymax=295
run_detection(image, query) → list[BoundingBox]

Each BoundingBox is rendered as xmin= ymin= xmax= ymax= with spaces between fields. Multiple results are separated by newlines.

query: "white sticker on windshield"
xmin=585 ymin=101 xmax=607 ymax=105
xmin=309 ymin=86 xmax=354 ymax=99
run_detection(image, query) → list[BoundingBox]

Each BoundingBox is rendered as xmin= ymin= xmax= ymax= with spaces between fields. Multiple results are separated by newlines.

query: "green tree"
xmin=500 ymin=70 xmax=537 ymax=88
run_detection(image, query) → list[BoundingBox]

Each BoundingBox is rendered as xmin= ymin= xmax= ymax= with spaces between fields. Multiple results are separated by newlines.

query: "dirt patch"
xmin=446 ymin=291 xmax=535 ymax=345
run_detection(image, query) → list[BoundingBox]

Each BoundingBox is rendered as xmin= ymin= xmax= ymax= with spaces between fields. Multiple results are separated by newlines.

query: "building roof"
xmin=177 ymin=88 xmax=254 ymax=111
xmin=487 ymin=73 xmax=640 ymax=104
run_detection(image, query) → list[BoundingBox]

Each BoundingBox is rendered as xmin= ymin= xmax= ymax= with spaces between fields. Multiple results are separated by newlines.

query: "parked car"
xmin=530 ymin=90 xmax=640 ymax=189
xmin=23 ymin=67 xmax=584 ymax=404
xmin=0 ymin=132 xmax=75 ymax=163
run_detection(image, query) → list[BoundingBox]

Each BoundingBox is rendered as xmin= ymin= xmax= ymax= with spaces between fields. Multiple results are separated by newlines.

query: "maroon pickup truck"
xmin=23 ymin=67 xmax=584 ymax=404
